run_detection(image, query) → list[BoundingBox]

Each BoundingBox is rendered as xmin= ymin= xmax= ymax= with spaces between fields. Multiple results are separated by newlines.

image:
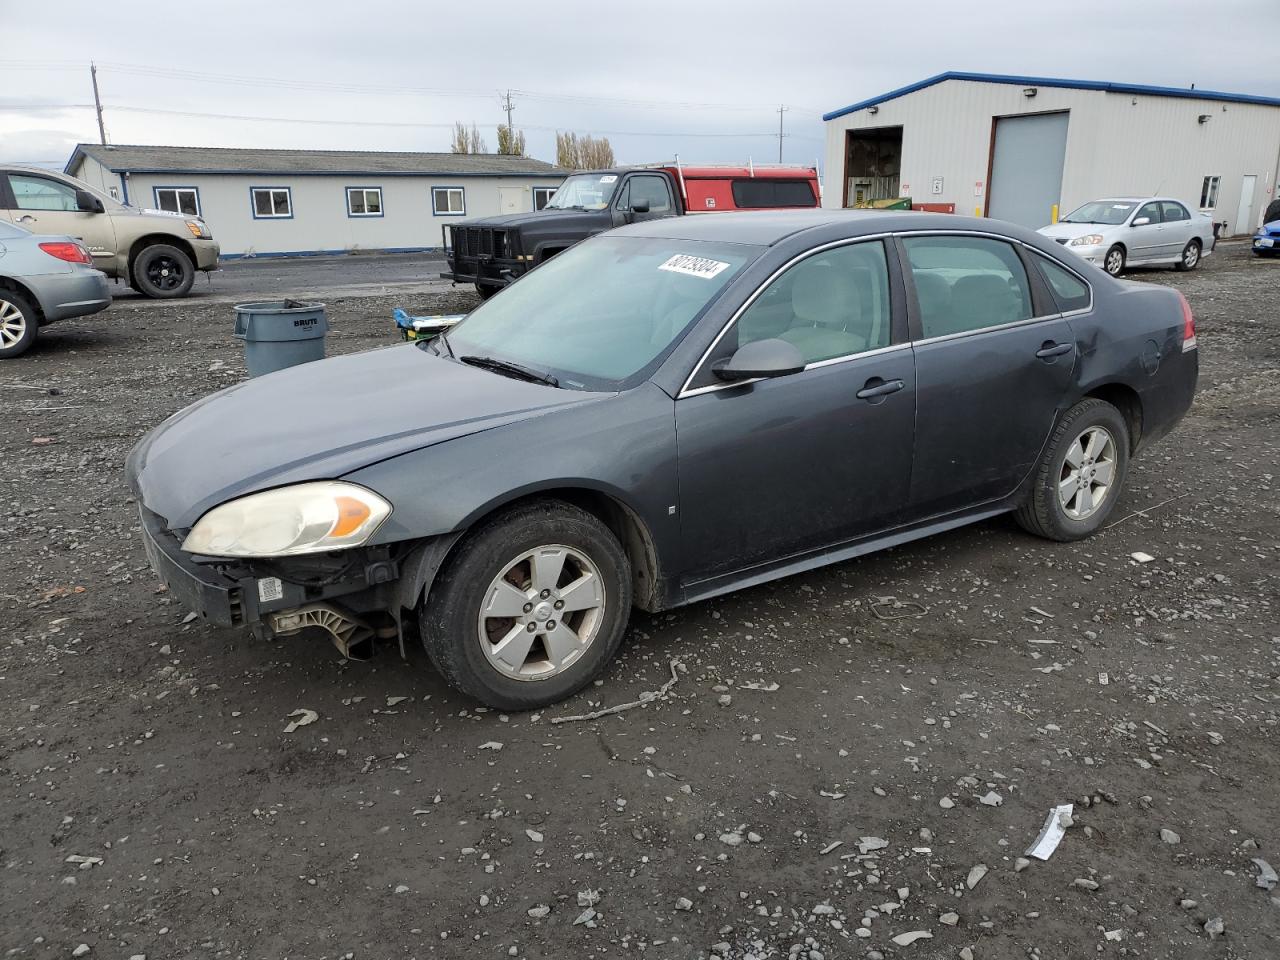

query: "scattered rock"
xmin=859 ymin=836 xmax=889 ymax=853
xmin=525 ymin=828 xmax=544 ymax=843
xmin=979 ymin=791 xmax=1003 ymax=807
xmin=674 ymin=897 xmax=693 ymax=911
xmin=1014 ymin=857 xmax=1031 ymax=872
xmin=1203 ymin=916 xmax=1224 ymax=939
xmin=1160 ymin=828 xmax=1181 ymax=845
xmin=939 ymin=912 xmax=959 ymax=926
xmin=966 ymin=864 xmax=988 ymax=889
xmin=1073 ymin=878 xmax=1100 ymax=891
xmin=479 ymin=741 xmax=504 ymax=751
xmin=1254 ymin=858 xmax=1279 ymax=890
xmin=891 ymin=931 xmax=932 ymax=946
xmin=527 ymin=905 xmax=551 ymax=919
xmin=72 ymin=948 xmax=90 ymax=958
xmin=939 ymin=797 xmax=955 ymax=809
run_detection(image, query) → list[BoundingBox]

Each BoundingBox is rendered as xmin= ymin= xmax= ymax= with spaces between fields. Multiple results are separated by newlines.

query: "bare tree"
xmin=451 ymin=122 xmax=489 ymax=154
xmin=496 ymin=124 xmax=526 ymax=156
xmin=556 ymin=132 xmax=614 ymax=169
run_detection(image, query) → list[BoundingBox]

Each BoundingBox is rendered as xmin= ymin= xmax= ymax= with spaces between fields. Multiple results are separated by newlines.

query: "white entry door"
xmin=499 ymin=187 xmax=525 ymax=214
xmin=1235 ymin=175 xmax=1257 ymax=234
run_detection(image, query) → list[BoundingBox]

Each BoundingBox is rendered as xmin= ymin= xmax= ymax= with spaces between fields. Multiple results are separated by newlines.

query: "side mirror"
xmin=629 ymin=198 xmax=651 ymax=214
xmin=712 ymin=338 xmax=806 ymax=382
xmin=75 ymin=189 xmax=105 ymax=214
xmin=1131 ymin=216 xmax=1150 ymax=227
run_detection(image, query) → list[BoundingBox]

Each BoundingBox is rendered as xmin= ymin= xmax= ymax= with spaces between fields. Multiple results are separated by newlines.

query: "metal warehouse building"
xmin=65 ymin=144 xmax=565 ymax=258
xmin=821 ymin=72 xmax=1280 ymax=234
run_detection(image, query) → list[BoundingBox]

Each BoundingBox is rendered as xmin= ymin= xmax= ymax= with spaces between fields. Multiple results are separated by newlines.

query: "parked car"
xmin=1 ymin=165 xmax=219 ymax=299
xmin=442 ymin=162 xmax=821 ymax=298
xmin=128 ymin=211 xmax=1198 ymax=710
xmin=1253 ymin=198 xmax=1280 ymax=257
xmin=1038 ymin=197 xmax=1213 ymax=276
xmin=0 ymin=220 xmax=111 ymax=358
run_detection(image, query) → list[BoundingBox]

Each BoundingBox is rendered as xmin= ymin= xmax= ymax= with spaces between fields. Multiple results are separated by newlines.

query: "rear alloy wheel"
xmin=1103 ymin=245 xmax=1126 ymax=277
xmin=1015 ymin=398 xmax=1130 ymax=541
xmin=1175 ymin=239 xmax=1201 ymax=271
xmin=420 ymin=500 xmax=632 ymax=710
xmin=132 ymin=243 xmax=195 ymax=299
xmin=0 ymin=290 xmax=39 ymax=359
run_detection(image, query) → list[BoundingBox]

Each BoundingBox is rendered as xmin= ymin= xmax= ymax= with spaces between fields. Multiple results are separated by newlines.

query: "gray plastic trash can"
xmin=233 ymin=299 xmax=328 ymax=377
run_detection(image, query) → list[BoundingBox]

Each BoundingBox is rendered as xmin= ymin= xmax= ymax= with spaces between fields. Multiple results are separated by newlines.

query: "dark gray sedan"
xmin=127 ymin=211 xmax=1198 ymax=709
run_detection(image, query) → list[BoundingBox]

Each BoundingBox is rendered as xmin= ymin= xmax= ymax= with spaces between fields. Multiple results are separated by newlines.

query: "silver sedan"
xmin=0 ymin=219 xmax=111 ymax=358
xmin=1038 ymin=197 xmax=1214 ymax=277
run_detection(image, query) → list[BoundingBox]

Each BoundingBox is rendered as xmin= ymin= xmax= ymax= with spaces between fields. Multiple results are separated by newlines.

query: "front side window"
xmin=1033 ymin=254 xmax=1091 ymax=313
xmin=432 ymin=186 xmax=465 ymax=216
xmin=903 ymin=235 xmax=1033 ymax=339
xmin=1160 ymin=201 xmax=1189 ymax=222
xmin=442 ymin=236 xmax=758 ymax=391
xmin=1200 ymin=176 xmax=1220 ymax=209
xmin=532 ymin=186 xmax=556 ymax=210
xmin=727 ymin=241 xmax=892 ymax=369
xmin=9 ymin=174 xmax=79 ymax=211
xmin=252 ymin=187 xmax=292 ymax=218
xmin=347 ymin=187 xmax=383 ymax=217
xmin=1134 ymin=202 xmax=1163 ymax=224
xmin=620 ymin=175 xmax=673 ymax=213
xmin=542 ymin=173 xmax=620 ymax=211
xmin=155 ymin=187 xmax=200 ymax=216
xmin=731 ymin=178 xmax=817 ymax=209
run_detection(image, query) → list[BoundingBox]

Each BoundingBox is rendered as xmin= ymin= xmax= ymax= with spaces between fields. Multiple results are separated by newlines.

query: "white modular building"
xmin=66 ymin=144 xmax=565 ymax=258
xmin=822 ymin=72 xmax=1280 ymax=234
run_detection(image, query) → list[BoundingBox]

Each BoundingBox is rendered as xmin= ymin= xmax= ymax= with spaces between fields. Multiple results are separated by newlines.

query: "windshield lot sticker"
xmin=600 ymin=175 xmax=618 ymax=183
xmin=659 ymin=254 xmax=731 ymax=280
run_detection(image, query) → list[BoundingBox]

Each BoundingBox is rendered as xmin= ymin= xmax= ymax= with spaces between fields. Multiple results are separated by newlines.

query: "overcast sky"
xmin=1 ymin=0 xmax=1277 ymax=172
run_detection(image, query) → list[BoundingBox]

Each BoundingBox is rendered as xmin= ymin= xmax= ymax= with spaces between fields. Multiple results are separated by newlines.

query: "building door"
xmin=987 ymin=112 xmax=1069 ymax=228
xmin=1235 ymin=175 xmax=1257 ymax=235
xmin=499 ymin=187 xmax=525 ymax=214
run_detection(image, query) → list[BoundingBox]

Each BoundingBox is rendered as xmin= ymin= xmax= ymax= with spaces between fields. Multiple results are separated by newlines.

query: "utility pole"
xmin=501 ymin=90 xmax=515 ymax=131
xmin=776 ymin=105 xmax=788 ymax=163
xmin=91 ymin=62 xmax=107 ymax=145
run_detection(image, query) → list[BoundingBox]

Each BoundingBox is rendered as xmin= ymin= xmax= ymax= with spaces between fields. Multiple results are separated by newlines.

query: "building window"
xmin=252 ymin=187 xmax=293 ymax=219
xmin=1199 ymin=176 xmax=1220 ymax=209
xmin=154 ymin=187 xmax=200 ymax=216
xmin=108 ymin=185 xmax=120 ymax=202
xmin=432 ymin=186 xmax=465 ymax=216
xmin=532 ymin=186 xmax=556 ymax=210
xmin=346 ymin=186 xmax=383 ymax=217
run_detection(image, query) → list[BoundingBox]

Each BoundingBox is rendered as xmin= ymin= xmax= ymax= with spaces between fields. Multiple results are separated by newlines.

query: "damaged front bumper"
xmin=138 ymin=506 xmax=403 ymax=657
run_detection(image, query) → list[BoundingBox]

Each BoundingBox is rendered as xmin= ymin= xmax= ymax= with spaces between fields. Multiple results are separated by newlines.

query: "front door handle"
xmin=856 ymin=377 xmax=905 ymax=401
xmin=17 ymin=215 xmax=36 ymax=224
xmin=1036 ymin=341 xmax=1074 ymax=360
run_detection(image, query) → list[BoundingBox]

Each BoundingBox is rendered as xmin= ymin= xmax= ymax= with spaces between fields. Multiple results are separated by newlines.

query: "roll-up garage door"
xmin=987 ymin=112 xmax=1069 ymax=229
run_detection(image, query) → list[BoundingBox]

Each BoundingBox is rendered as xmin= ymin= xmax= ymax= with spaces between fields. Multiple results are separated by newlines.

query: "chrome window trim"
xmin=677 ymin=233 xmax=895 ymax=399
xmin=680 ymin=342 xmax=912 ymax=398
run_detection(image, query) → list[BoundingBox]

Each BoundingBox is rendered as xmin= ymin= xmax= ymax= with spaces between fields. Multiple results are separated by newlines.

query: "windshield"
xmin=440 ymin=236 xmax=760 ymax=391
xmin=1062 ymin=200 xmax=1136 ymax=225
xmin=543 ymin=173 xmax=621 ymax=211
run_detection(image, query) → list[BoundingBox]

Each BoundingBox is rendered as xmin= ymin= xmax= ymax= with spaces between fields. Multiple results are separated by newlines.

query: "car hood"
xmin=456 ymin=208 xmax=609 ymax=235
xmin=1037 ymin=222 xmax=1117 ymax=241
xmin=128 ymin=344 xmax=605 ymax=528
xmin=1258 ymin=219 xmax=1280 ymax=234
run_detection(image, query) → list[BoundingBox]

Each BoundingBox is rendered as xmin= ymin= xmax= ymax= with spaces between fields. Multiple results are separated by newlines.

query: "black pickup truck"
xmin=442 ymin=164 xmax=820 ymax=297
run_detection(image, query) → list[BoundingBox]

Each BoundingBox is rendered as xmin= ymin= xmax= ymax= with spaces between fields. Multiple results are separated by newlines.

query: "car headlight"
xmin=186 ymin=219 xmax=212 ymax=240
xmin=181 ymin=482 xmax=391 ymax=558
xmin=1069 ymin=234 xmax=1104 ymax=247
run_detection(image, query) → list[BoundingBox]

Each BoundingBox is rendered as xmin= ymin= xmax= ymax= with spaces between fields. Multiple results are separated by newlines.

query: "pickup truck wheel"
xmin=1103 ymin=245 xmax=1126 ymax=277
xmin=419 ymin=500 xmax=632 ymax=711
xmin=133 ymin=244 xmax=195 ymax=299
xmin=0 ymin=290 xmax=38 ymax=359
xmin=1175 ymin=239 xmax=1201 ymax=271
xmin=475 ymin=283 xmax=501 ymax=300
xmin=1015 ymin=398 xmax=1130 ymax=542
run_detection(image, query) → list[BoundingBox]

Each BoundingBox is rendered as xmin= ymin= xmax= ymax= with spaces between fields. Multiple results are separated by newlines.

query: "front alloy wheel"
xmin=1103 ymin=245 xmax=1125 ymax=277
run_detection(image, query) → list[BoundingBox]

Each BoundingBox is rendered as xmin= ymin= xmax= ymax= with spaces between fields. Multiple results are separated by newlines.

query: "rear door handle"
xmin=1036 ymin=341 xmax=1074 ymax=359
xmin=856 ymin=377 xmax=905 ymax=400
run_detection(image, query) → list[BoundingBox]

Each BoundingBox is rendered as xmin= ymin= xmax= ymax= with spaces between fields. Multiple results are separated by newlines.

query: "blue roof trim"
xmin=822 ymin=71 xmax=1280 ymax=121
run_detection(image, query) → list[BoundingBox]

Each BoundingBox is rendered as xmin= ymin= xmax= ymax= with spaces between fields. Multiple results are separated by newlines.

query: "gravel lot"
xmin=2 ymin=243 xmax=1277 ymax=960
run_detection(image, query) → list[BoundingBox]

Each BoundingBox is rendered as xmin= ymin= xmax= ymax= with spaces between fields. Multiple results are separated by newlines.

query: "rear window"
xmin=731 ymin=179 xmax=817 ymax=209
xmin=1033 ymin=254 xmax=1092 ymax=313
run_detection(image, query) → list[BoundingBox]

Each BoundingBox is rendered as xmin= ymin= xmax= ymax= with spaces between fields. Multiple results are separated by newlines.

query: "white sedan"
xmin=1038 ymin=197 xmax=1213 ymax=277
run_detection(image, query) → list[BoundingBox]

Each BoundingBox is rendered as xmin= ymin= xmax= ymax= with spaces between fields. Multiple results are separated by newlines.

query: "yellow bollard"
xmin=974 ymin=206 xmax=982 ymax=217
xmin=1051 ymin=204 xmax=1059 ymax=224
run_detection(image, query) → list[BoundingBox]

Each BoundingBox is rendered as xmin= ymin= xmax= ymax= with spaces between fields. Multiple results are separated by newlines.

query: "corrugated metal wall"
xmin=824 ymin=78 xmax=1280 ymax=233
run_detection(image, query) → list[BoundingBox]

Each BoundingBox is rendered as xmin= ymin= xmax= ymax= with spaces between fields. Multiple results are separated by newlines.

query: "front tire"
xmin=475 ymin=282 xmax=501 ymax=300
xmin=1015 ymin=399 xmax=1130 ymax=542
xmin=420 ymin=500 xmax=632 ymax=710
xmin=0 ymin=290 xmax=39 ymax=359
xmin=1175 ymin=239 xmax=1201 ymax=271
xmin=1103 ymin=245 xmax=1126 ymax=277
xmin=132 ymin=244 xmax=195 ymax=299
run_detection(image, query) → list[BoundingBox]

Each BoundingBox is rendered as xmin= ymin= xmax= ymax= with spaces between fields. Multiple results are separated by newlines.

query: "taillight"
xmin=39 ymin=241 xmax=93 ymax=265
xmin=1176 ymin=290 xmax=1196 ymax=351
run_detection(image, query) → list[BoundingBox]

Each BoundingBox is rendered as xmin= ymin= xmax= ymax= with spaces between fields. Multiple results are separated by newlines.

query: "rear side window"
xmin=1033 ymin=255 xmax=1091 ymax=313
xmin=1160 ymin=201 xmax=1189 ymax=222
xmin=903 ymin=236 xmax=1033 ymax=339
xmin=731 ymin=179 xmax=817 ymax=209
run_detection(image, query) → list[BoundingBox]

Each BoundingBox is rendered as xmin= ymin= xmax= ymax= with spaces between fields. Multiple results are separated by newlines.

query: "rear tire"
xmin=1015 ymin=398 xmax=1130 ymax=542
xmin=1175 ymin=239 xmax=1201 ymax=271
xmin=419 ymin=500 xmax=632 ymax=710
xmin=132 ymin=244 xmax=195 ymax=299
xmin=1103 ymin=245 xmax=1126 ymax=277
xmin=0 ymin=289 xmax=39 ymax=359
xmin=475 ymin=282 xmax=501 ymax=300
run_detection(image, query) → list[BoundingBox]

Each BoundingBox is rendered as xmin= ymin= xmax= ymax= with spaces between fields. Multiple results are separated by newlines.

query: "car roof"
xmin=1088 ymin=197 xmax=1182 ymax=204
xmin=613 ymin=209 xmax=1038 ymax=246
